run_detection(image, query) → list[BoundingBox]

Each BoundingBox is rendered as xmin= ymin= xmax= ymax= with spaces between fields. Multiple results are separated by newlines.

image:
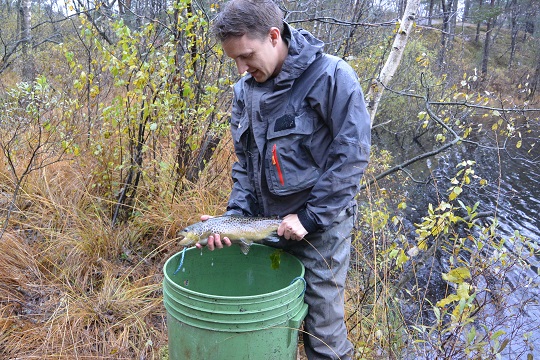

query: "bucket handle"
xmin=173 ymin=247 xmax=188 ymax=275
xmin=290 ymin=276 xmax=306 ymax=298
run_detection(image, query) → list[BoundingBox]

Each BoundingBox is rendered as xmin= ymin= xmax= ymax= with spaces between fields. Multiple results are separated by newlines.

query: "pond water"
xmin=376 ymin=117 xmax=540 ymax=358
xmin=437 ymin=138 xmax=540 ymax=358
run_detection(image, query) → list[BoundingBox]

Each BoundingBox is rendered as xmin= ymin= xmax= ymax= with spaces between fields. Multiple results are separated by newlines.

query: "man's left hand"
xmin=278 ymin=214 xmax=308 ymax=241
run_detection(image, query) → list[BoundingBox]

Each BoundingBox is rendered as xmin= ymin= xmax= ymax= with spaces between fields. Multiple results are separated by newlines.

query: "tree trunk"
xmin=481 ymin=0 xmax=496 ymax=78
xmin=19 ymin=0 xmax=34 ymax=82
xmin=398 ymin=0 xmax=407 ymax=17
xmin=366 ymin=0 xmax=421 ymax=125
xmin=338 ymin=0 xmax=363 ymax=58
xmin=450 ymin=0 xmax=458 ymax=40
xmin=463 ymin=0 xmax=472 ymax=21
xmin=508 ymin=0 xmax=518 ymax=68
xmin=475 ymin=0 xmax=483 ymax=43
xmin=523 ymin=0 xmax=536 ymax=40
xmin=428 ymin=0 xmax=435 ymax=26
xmin=437 ymin=0 xmax=454 ymax=70
xmin=527 ymin=42 xmax=540 ymax=100
xmin=123 ymin=0 xmax=136 ymax=28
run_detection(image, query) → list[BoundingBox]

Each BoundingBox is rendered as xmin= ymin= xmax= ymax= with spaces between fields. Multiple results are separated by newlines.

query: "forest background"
xmin=1 ymin=0 xmax=540 ymax=359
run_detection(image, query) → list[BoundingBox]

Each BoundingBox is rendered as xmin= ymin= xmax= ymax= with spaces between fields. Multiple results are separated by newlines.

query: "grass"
xmin=0 ymin=144 xmax=239 ymax=358
xmin=0 ymin=164 xmax=169 ymax=358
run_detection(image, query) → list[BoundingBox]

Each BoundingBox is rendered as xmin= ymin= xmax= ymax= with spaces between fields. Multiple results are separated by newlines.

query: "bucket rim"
xmin=163 ymin=280 xmax=304 ymax=314
xmin=163 ymin=244 xmax=305 ymax=300
xmin=164 ymin=297 xmax=307 ymax=332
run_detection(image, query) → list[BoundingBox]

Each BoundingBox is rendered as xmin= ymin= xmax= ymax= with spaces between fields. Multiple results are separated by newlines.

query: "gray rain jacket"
xmin=226 ymin=23 xmax=371 ymax=233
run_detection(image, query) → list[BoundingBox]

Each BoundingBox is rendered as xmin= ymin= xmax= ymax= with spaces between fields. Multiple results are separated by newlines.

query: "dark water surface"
xmin=439 ymin=139 xmax=540 ymax=358
xmin=377 ymin=118 xmax=540 ymax=358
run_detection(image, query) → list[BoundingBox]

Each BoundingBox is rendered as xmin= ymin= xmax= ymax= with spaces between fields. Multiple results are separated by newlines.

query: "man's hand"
xmin=195 ymin=215 xmax=232 ymax=250
xmin=278 ymin=214 xmax=308 ymax=241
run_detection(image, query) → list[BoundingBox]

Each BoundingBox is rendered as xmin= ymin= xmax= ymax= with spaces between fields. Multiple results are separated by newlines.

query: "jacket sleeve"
xmin=297 ymin=60 xmax=371 ymax=232
xmin=225 ymin=83 xmax=259 ymax=217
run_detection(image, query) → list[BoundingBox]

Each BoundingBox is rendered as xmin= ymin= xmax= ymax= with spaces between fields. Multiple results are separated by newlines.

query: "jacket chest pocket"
xmin=266 ymin=111 xmax=322 ymax=196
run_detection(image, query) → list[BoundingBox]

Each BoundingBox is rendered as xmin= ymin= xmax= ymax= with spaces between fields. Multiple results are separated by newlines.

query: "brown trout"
xmin=177 ymin=215 xmax=282 ymax=254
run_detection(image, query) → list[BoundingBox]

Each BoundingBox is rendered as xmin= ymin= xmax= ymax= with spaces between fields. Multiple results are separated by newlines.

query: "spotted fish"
xmin=177 ymin=215 xmax=282 ymax=254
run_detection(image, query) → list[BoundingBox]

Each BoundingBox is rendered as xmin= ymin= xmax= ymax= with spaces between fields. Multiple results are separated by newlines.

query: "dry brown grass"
xmin=0 ymin=116 xmax=245 ymax=358
xmin=0 ymin=159 xmax=175 ymax=359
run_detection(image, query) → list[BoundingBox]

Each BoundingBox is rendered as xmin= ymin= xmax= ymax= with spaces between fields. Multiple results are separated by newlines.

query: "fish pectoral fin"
xmin=265 ymin=232 xmax=280 ymax=243
xmin=239 ymin=239 xmax=253 ymax=255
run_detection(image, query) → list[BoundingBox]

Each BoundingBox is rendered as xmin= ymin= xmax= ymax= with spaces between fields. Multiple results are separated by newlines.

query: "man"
xmin=199 ymin=0 xmax=371 ymax=358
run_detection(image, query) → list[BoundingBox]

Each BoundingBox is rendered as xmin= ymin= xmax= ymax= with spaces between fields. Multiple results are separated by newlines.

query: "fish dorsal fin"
xmin=239 ymin=239 xmax=253 ymax=255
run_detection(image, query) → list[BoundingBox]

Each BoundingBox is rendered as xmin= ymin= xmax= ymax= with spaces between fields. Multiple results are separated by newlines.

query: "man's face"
xmin=222 ymin=30 xmax=282 ymax=83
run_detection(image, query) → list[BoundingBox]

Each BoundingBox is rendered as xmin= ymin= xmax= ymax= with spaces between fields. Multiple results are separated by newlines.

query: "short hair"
xmin=211 ymin=0 xmax=284 ymax=42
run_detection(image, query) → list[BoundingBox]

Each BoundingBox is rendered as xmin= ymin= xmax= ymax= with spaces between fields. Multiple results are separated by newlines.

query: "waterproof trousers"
xmin=269 ymin=208 xmax=354 ymax=360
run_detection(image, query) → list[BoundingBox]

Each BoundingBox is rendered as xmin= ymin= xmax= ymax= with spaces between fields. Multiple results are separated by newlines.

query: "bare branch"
xmin=363 ymin=71 xmax=540 ymax=188
xmin=73 ymin=0 xmax=113 ymax=45
xmin=288 ymin=16 xmax=398 ymax=28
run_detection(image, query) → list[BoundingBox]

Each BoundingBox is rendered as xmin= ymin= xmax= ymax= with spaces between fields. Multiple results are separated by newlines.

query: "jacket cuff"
xmin=224 ymin=210 xmax=241 ymax=216
xmin=297 ymin=208 xmax=319 ymax=234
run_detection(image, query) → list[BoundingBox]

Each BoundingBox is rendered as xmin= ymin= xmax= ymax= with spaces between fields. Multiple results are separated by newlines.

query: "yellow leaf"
xmin=457 ymin=282 xmax=471 ymax=299
xmin=396 ymin=249 xmax=409 ymax=267
xmin=442 ymin=267 xmax=471 ymax=284
xmin=437 ymin=294 xmax=460 ymax=307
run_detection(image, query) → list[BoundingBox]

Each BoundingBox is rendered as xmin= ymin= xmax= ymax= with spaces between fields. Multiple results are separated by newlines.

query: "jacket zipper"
xmin=272 ymin=144 xmax=285 ymax=186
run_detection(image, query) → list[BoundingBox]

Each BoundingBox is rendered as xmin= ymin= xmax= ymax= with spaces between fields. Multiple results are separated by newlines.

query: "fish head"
xmin=177 ymin=222 xmax=211 ymax=246
xmin=177 ymin=228 xmax=200 ymax=246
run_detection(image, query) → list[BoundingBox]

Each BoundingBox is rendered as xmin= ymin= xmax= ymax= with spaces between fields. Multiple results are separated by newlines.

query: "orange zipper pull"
xmin=272 ymin=144 xmax=285 ymax=186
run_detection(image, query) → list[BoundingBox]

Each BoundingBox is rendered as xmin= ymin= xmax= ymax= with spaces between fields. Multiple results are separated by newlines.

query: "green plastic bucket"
xmin=163 ymin=243 xmax=308 ymax=360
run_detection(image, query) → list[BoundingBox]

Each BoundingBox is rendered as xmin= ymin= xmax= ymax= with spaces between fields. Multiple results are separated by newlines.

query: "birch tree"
xmin=366 ymin=0 xmax=421 ymax=126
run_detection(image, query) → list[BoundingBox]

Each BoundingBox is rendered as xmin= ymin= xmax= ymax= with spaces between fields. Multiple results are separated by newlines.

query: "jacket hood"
xmin=274 ymin=22 xmax=324 ymax=83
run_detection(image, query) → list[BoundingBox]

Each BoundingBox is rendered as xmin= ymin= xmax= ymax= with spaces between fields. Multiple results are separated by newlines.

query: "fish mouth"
xmin=176 ymin=232 xmax=187 ymax=244
xmin=177 ymin=233 xmax=195 ymax=246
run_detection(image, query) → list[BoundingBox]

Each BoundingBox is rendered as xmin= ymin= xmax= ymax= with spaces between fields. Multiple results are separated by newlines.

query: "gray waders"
xmin=267 ymin=207 xmax=355 ymax=359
